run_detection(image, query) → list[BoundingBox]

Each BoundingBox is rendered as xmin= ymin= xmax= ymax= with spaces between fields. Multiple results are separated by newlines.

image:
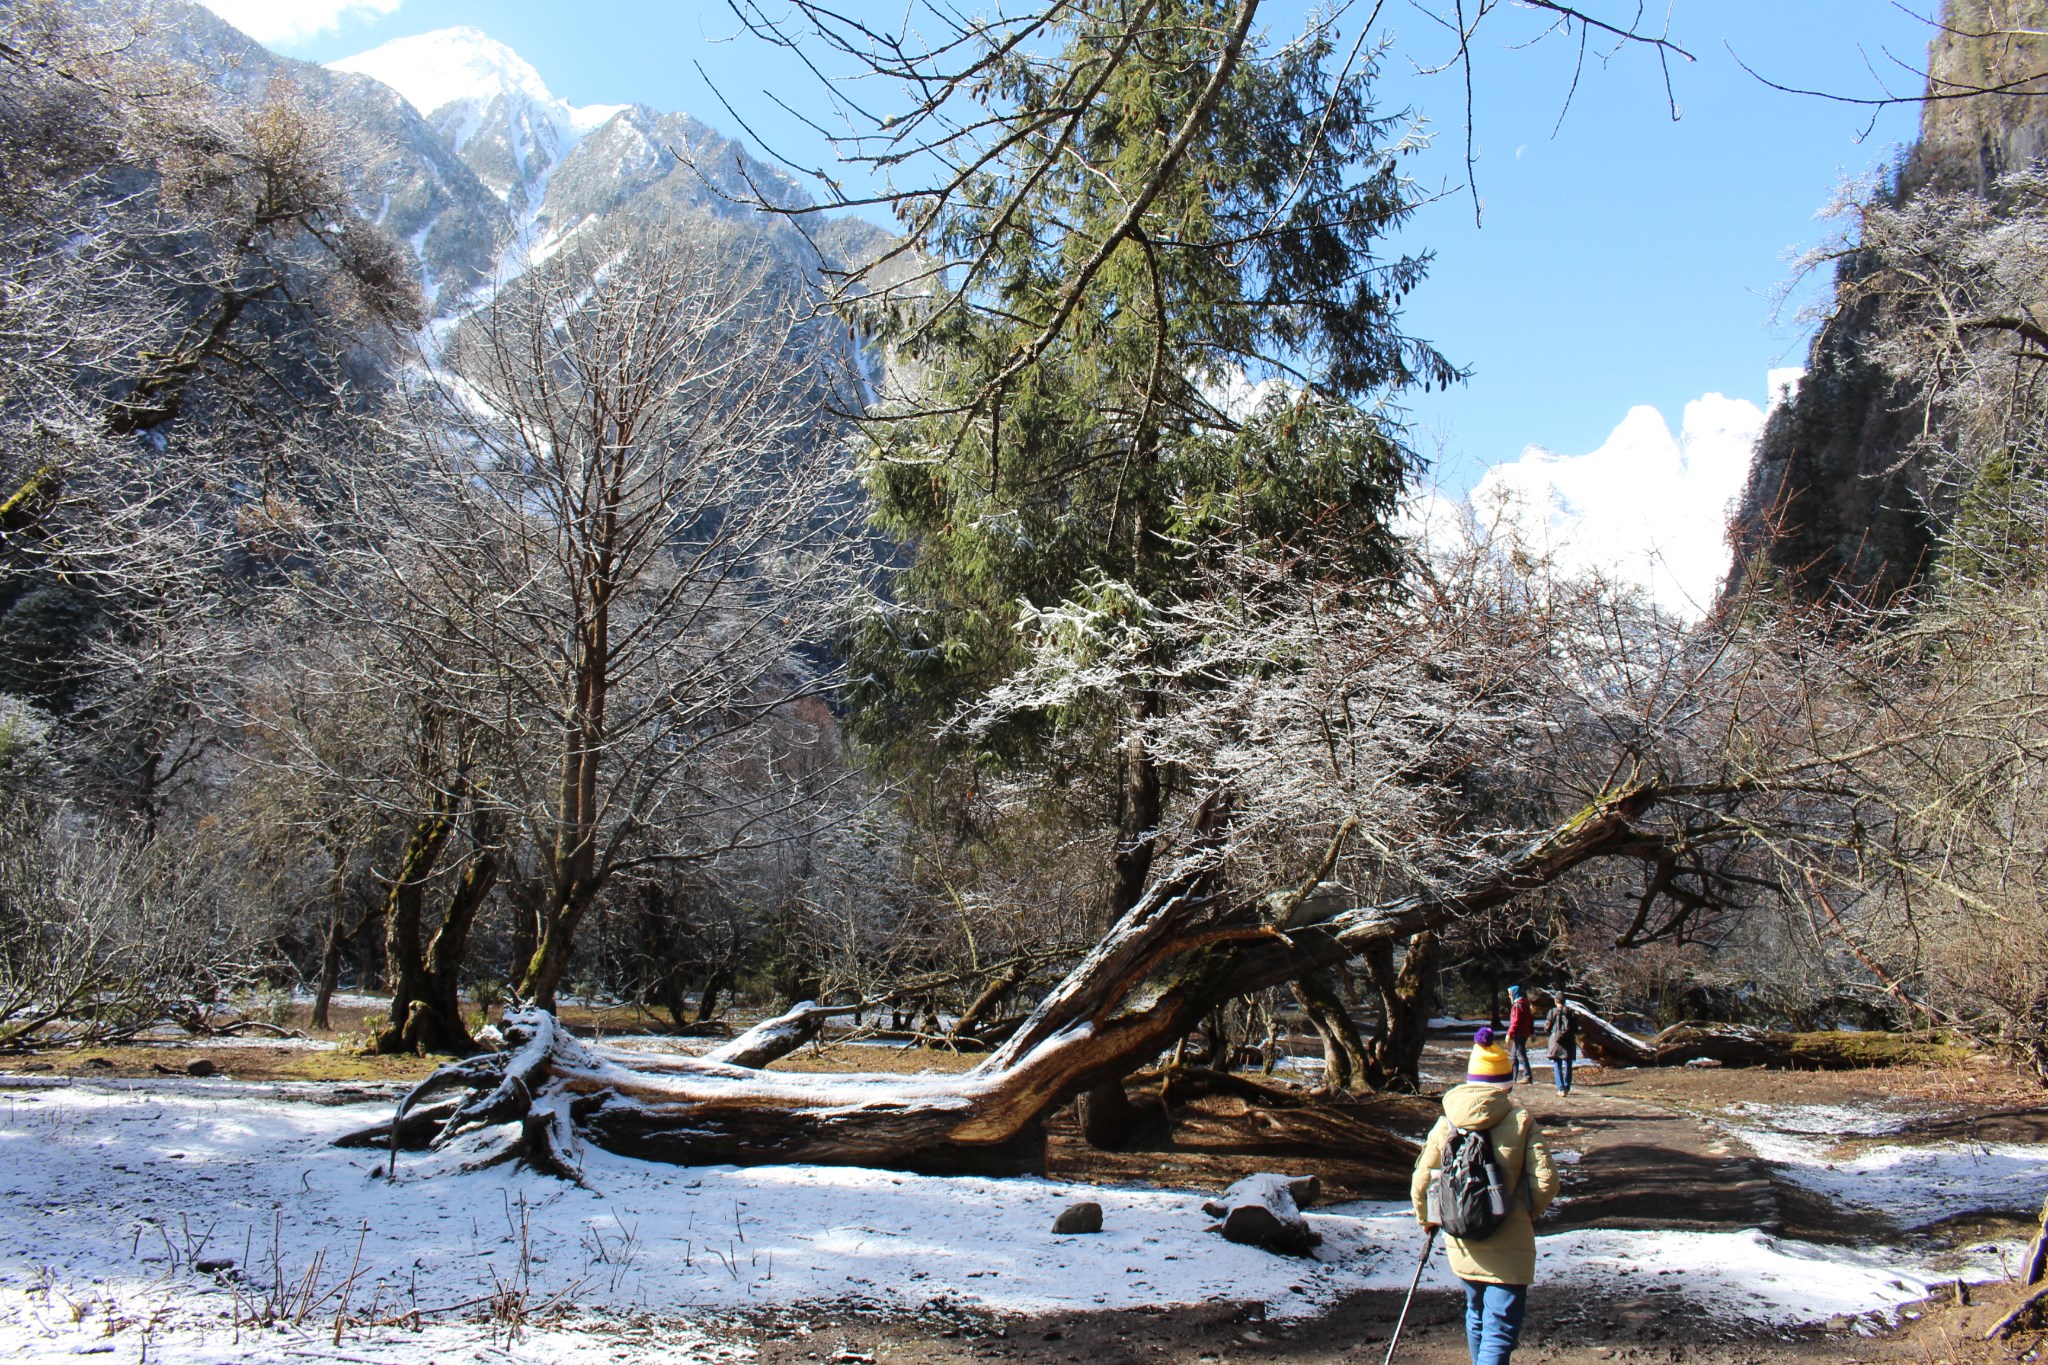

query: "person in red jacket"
xmin=1506 ymin=984 xmax=1535 ymax=1082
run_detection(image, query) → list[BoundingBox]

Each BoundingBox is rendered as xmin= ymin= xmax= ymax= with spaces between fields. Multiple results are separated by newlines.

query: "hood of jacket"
xmin=1443 ymin=1081 xmax=1514 ymax=1131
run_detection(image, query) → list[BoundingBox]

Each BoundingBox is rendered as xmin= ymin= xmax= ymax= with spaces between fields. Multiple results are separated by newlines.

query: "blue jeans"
xmin=1552 ymin=1056 xmax=1573 ymax=1092
xmin=1509 ymin=1037 xmax=1532 ymax=1080
xmin=1462 ymin=1279 xmax=1527 ymax=1365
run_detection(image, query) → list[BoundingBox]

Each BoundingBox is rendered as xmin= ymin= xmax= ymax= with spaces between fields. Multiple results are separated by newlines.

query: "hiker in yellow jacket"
xmin=1410 ymin=1027 xmax=1562 ymax=1365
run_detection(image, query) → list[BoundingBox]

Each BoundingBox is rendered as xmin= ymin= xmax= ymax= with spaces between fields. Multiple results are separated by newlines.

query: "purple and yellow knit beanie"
xmin=1467 ymin=1026 xmax=1513 ymax=1085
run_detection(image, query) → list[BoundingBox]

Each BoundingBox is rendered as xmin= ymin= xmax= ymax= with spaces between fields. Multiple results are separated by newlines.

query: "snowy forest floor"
xmin=1 ymin=1015 xmax=2045 ymax=1364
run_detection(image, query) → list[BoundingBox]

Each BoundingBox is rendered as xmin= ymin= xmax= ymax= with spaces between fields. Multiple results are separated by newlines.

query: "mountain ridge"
xmin=86 ymin=1 xmax=886 ymax=319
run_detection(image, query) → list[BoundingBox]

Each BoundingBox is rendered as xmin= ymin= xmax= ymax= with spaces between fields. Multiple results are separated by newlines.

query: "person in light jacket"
xmin=1411 ymin=1032 xmax=1563 ymax=1365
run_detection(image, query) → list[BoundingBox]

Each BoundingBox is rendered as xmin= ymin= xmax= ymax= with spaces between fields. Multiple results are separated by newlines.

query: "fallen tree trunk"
xmin=1566 ymin=1003 xmax=1963 ymax=1070
xmin=350 ymin=785 xmax=1662 ymax=1178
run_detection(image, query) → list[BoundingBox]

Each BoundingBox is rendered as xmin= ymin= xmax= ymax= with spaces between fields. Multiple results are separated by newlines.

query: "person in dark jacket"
xmin=1544 ymin=996 xmax=1578 ymax=1095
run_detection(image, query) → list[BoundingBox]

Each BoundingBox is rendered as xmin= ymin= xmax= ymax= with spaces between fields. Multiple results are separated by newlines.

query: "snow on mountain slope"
xmin=331 ymin=27 xmax=629 ymax=257
xmin=1477 ymin=394 xmax=1761 ymax=618
xmin=1409 ymin=378 xmax=1798 ymax=620
xmin=328 ymin=26 xmax=622 ymax=134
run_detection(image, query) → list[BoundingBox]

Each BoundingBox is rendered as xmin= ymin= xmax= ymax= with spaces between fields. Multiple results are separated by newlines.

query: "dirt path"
xmin=1521 ymin=1078 xmax=1780 ymax=1234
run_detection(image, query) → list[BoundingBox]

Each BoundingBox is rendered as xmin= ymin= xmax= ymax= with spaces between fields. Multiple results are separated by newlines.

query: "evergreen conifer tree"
xmin=841 ymin=1 xmax=1458 ymax=911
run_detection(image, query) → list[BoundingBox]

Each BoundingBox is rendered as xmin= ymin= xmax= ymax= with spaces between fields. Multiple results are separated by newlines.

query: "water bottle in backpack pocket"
xmin=1434 ymin=1124 xmax=1510 ymax=1240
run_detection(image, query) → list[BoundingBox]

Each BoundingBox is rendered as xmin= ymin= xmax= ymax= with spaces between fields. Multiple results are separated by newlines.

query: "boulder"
xmin=1051 ymin=1201 xmax=1103 ymax=1234
xmin=1202 ymin=1173 xmax=1322 ymax=1256
xmin=184 ymin=1058 xmax=218 ymax=1078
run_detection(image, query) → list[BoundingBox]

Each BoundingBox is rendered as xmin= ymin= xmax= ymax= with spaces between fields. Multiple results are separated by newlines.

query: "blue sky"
xmin=213 ymin=1 xmax=1932 ymax=493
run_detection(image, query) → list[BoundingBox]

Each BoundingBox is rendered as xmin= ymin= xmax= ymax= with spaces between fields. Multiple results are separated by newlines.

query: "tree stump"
xmin=1202 ymin=1173 xmax=1322 ymax=1255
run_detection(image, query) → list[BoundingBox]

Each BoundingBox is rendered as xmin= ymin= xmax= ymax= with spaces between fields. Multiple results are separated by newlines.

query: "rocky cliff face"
xmin=1725 ymin=0 xmax=2048 ymax=609
xmin=1903 ymin=0 xmax=2048 ymax=198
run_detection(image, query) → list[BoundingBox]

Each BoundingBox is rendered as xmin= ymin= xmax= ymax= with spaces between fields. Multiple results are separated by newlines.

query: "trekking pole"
xmin=1381 ymin=1224 xmax=1438 ymax=1365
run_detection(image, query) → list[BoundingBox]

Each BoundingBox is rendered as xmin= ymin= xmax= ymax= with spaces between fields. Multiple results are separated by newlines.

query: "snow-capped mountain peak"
xmin=328 ymin=27 xmax=624 ymax=136
xmin=329 ymin=27 xmax=627 ymax=229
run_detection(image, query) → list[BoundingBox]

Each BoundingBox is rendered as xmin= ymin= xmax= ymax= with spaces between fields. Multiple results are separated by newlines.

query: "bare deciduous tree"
xmin=299 ymin=218 xmax=868 ymax=1042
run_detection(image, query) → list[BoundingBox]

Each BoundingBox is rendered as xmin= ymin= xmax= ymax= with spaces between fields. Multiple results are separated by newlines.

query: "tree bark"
xmin=402 ymin=816 xmax=497 ymax=1055
xmin=311 ymin=906 xmax=373 ymax=1032
xmin=371 ymin=800 xmax=456 ymax=1055
xmin=952 ymin=963 xmax=1022 ymax=1041
xmin=1292 ymin=970 xmax=1369 ymax=1091
xmin=310 ymin=835 xmax=358 ymax=1033
xmin=1362 ymin=930 xmax=1437 ymax=1091
xmin=697 ymin=968 xmax=731 ymax=1024
xmin=373 ymin=790 xmax=494 ymax=1056
xmin=1108 ymin=720 xmax=1163 ymax=920
xmin=1075 ymin=1079 xmax=1166 ymax=1149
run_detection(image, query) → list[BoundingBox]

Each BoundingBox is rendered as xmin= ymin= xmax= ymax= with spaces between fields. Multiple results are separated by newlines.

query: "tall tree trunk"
xmin=400 ymin=811 xmax=498 ymax=1056
xmin=312 ymin=908 xmax=375 ymax=1033
xmin=1293 ymin=970 xmax=1370 ymax=1091
xmin=523 ymin=869 xmax=601 ymax=1012
xmin=505 ymin=876 xmax=542 ymax=1001
xmin=371 ymin=800 xmax=455 ymax=1055
xmin=697 ymin=968 xmax=730 ymax=1024
xmin=522 ymin=586 xmax=612 ymax=1011
xmin=1091 ymin=697 xmax=1166 ymax=1141
xmin=311 ymin=836 xmax=360 ymax=1033
xmin=311 ymin=922 xmax=347 ymax=1033
xmin=1362 ymin=931 xmax=1437 ymax=1091
xmin=1108 ymin=710 xmax=1163 ymax=918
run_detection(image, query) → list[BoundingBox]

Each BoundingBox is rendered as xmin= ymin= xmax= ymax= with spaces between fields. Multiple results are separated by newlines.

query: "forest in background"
xmin=0 ymin=0 xmax=2046 ymax=1156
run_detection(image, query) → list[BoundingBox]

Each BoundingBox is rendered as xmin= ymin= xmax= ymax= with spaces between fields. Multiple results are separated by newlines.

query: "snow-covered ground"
xmin=1715 ymin=1101 xmax=2048 ymax=1231
xmin=1 ymin=1080 xmax=2031 ymax=1362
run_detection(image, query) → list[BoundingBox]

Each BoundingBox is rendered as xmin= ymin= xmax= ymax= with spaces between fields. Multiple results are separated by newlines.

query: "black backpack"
xmin=1435 ymin=1123 xmax=1512 ymax=1240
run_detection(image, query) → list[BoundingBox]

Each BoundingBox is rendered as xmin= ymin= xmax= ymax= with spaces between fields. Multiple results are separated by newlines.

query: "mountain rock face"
xmin=91 ymin=3 xmax=885 ymax=315
xmin=327 ymin=25 xmax=885 ymax=309
xmin=1902 ymin=0 xmax=2048 ymax=199
xmin=87 ymin=0 xmax=506 ymax=306
xmin=330 ymin=28 xmax=625 ymax=238
xmin=1725 ymin=0 xmax=2048 ymax=608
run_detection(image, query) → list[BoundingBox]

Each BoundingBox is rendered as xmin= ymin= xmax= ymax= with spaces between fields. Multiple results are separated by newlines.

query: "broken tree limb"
xmin=342 ymin=784 xmax=1665 ymax=1177
xmin=1203 ymin=1173 xmax=1322 ymax=1255
xmin=1563 ymin=1002 xmax=1660 ymax=1066
xmin=2025 ymin=1190 xmax=2048 ymax=1286
xmin=704 ymin=1000 xmax=844 ymax=1068
xmin=1989 ymin=1283 xmax=2048 ymax=1340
